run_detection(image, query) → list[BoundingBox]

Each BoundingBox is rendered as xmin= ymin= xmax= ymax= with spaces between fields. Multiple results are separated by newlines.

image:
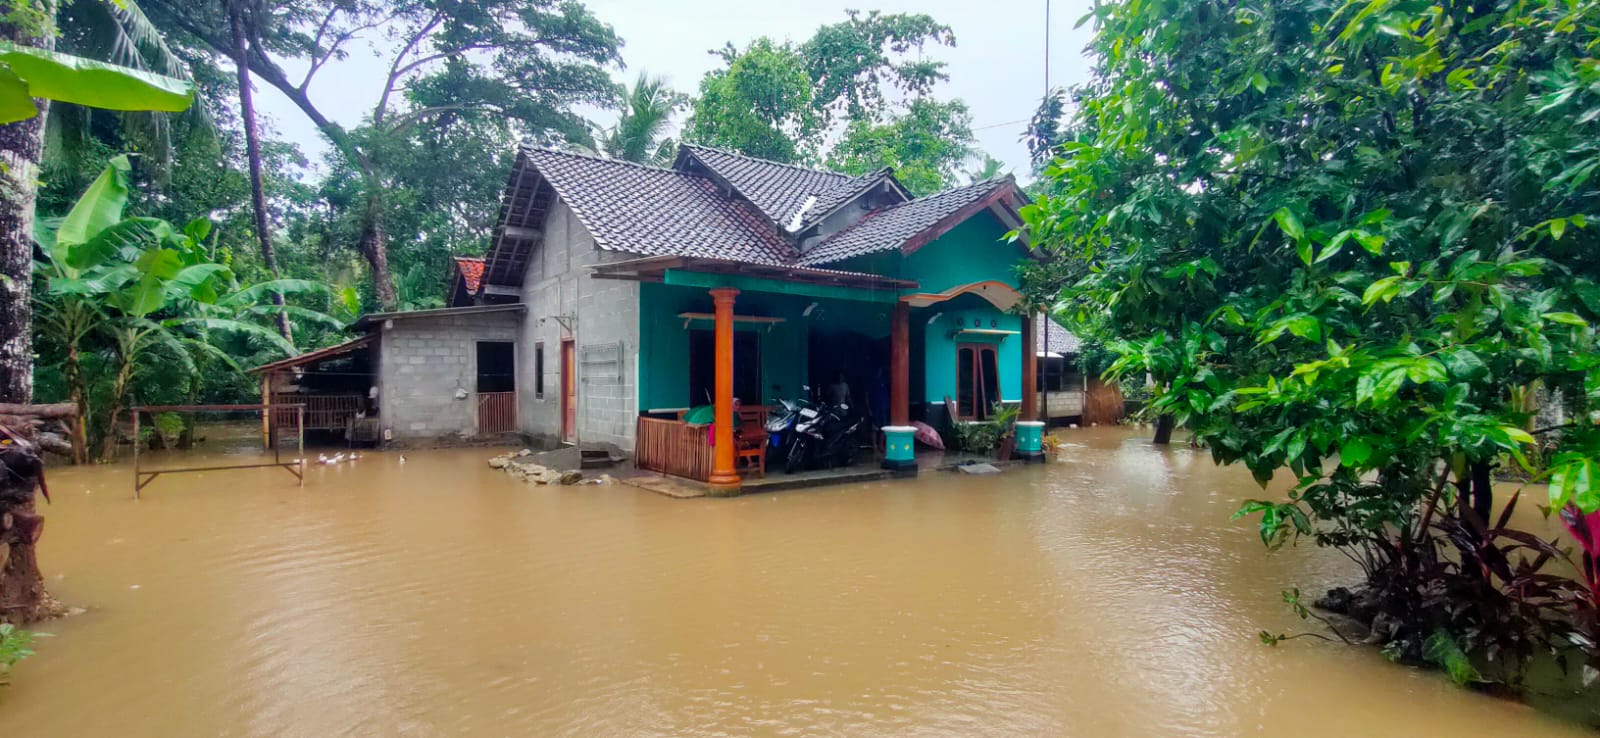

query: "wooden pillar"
xmin=890 ymin=301 xmax=910 ymax=426
xmin=260 ymin=372 xmax=272 ymax=450
xmin=707 ymin=288 xmax=742 ymax=493
xmin=1021 ymin=313 xmax=1038 ymax=421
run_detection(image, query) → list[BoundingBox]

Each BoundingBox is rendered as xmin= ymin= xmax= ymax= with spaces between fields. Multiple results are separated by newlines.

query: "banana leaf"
xmin=0 ymin=42 xmax=191 ymax=123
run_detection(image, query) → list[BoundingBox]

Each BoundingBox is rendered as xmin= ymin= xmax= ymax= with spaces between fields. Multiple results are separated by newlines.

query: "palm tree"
xmin=964 ymin=153 xmax=1008 ymax=184
xmin=600 ymin=73 xmax=685 ymax=166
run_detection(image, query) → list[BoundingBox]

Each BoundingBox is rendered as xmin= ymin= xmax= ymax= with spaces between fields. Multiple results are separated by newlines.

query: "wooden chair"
xmin=734 ymin=406 xmax=768 ymax=478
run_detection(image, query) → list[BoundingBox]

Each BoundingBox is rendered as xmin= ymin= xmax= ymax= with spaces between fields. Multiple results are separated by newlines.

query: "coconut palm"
xmin=600 ymin=73 xmax=686 ymax=166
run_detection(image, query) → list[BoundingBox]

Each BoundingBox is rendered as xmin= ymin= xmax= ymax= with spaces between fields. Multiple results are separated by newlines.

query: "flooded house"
xmin=259 ymin=144 xmax=1053 ymax=492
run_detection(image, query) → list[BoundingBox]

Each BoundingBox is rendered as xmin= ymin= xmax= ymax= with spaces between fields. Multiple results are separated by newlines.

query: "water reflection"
xmin=0 ymin=428 xmax=1586 ymax=737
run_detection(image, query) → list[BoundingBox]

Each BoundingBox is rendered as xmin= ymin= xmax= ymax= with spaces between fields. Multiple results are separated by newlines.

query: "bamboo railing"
xmin=635 ymin=416 xmax=714 ymax=481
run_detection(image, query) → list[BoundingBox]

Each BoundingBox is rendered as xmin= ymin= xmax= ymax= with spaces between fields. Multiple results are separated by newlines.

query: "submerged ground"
xmin=0 ymin=427 xmax=1589 ymax=736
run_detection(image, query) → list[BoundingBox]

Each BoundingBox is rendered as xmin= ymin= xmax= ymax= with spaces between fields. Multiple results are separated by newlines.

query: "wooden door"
xmin=561 ymin=339 xmax=576 ymax=443
xmin=956 ymin=343 xmax=999 ymax=420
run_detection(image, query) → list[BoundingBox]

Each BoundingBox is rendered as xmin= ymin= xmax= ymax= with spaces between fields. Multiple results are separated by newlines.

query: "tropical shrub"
xmin=34 ymin=155 xmax=335 ymax=459
xmin=1023 ymin=0 xmax=1600 ymax=686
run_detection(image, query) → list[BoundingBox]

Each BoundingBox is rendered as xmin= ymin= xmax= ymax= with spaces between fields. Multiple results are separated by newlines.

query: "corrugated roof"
xmin=796 ymin=178 xmax=1015 ymax=266
xmin=524 ymin=148 xmax=796 ymax=265
xmin=249 ymin=334 xmax=374 ymax=375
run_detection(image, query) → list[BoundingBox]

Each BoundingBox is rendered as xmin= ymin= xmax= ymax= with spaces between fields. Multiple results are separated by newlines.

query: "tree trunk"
xmin=0 ymin=19 xmax=50 ymax=405
xmin=231 ymin=7 xmax=292 ymax=343
xmin=360 ymin=205 xmax=397 ymax=311
xmin=0 ymin=436 xmax=61 ymax=623
xmin=98 ymin=339 xmax=137 ymax=462
xmin=64 ymin=344 xmax=88 ymax=464
xmin=1152 ymin=414 xmax=1176 ymax=445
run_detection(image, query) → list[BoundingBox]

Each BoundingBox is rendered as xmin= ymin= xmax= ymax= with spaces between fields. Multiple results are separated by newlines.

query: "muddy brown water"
xmin=1 ymin=428 xmax=1591 ymax=737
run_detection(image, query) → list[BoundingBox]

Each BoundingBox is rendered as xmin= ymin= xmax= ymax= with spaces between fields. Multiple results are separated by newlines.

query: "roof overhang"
xmin=591 ymin=255 xmax=918 ymax=292
xmin=249 ymin=334 xmax=375 ymax=375
xmin=901 ymin=179 xmax=1034 ymax=257
xmin=351 ymin=303 xmax=527 ymax=332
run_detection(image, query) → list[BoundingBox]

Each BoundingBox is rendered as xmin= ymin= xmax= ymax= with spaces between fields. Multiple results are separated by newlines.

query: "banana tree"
xmin=36 ymin=155 xmax=329 ymax=460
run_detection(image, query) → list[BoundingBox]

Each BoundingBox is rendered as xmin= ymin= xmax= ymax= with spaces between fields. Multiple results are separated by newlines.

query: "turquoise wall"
xmin=637 ymin=284 xmax=894 ymax=410
xmin=638 ymin=283 xmax=808 ymax=410
xmin=920 ymin=296 xmax=1024 ymax=405
xmin=636 ymin=206 xmax=1029 ymax=414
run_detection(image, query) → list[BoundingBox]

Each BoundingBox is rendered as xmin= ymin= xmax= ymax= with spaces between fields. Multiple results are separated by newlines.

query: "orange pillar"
xmin=890 ymin=301 xmax=910 ymax=426
xmin=707 ymin=288 xmax=742 ymax=493
xmin=1021 ymin=313 xmax=1038 ymax=421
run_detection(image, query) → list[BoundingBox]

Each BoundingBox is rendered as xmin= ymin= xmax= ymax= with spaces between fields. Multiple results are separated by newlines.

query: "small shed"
xmin=353 ymin=304 xmax=526 ymax=443
xmin=250 ymin=334 xmax=377 ymax=445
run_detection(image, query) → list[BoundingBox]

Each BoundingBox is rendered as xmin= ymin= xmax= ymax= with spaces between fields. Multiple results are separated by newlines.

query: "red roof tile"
xmin=453 ymin=256 xmax=485 ymax=293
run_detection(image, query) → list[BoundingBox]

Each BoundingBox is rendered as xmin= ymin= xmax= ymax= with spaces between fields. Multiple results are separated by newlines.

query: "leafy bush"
xmin=1024 ymin=0 xmax=1600 ymax=689
xmin=0 ymin=624 xmax=37 ymax=685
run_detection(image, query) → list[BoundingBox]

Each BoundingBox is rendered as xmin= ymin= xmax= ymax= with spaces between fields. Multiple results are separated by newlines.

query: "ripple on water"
xmin=1 ymin=433 xmax=1592 ymax=737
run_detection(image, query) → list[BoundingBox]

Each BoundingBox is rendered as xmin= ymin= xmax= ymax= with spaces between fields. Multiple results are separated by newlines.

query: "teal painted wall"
xmin=920 ymin=295 xmax=1024 ymax=406
xmin=638 ymin=283 xmax=809 ymax=410
xmin=636 ymin=208 xmax=1030 ymax=414
xmin=825 ymin=211 xmax=1024 ymax=294
xmin=903 ymin=212 xmax=1025 ymax=294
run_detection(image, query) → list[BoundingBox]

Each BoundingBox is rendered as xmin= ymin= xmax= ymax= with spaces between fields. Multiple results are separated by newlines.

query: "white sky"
xmin=255 ymin=0 xmax=1097 ymax=181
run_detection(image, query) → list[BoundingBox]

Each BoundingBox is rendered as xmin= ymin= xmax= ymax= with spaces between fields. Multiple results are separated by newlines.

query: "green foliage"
xmin=826 ymin=98 xmax=974 ymax=195
xmin=599 ymin=73 xmax=685 ymax=166
xmin=687 ymin=38 xmax=816 ymax=163
xmin=1025 ymin=0 xmax=1600 ymax=681
xmin=800 ymin=10 xmax=954 ymax=127
xmin=35 ymin=155 xmax=329 ymax=457
xmin=0 ymin=41 xmax=192 ymax=123
xmin=0 ymin=623 xmax=37 ymax=685
xmin=951 ymin=402 xmax=1021 ymax=454
xmin=688 ymin=11 xmax=968 ymax=176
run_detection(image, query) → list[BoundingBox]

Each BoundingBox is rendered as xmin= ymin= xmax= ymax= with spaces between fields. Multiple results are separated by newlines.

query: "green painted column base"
xmin=1015 ymin=421 xmax=1046 ymax=463
xmin=882 ymin=426 xmax=919 ymax=473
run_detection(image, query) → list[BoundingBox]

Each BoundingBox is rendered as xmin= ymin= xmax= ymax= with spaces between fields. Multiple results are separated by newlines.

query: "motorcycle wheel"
xmin=785 ymin=439 xmax=806 ymax=474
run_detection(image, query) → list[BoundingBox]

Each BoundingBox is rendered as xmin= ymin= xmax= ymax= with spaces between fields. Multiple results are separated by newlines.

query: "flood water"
xmin=1 ymin=427 xmax=1590 ymax=737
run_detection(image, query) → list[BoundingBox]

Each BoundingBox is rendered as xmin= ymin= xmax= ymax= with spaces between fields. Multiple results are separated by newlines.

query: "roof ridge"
xmin=680 ymin=143 xmax=853 ymax=180
xmin=519 ymin=145 xmax=687 ymax=176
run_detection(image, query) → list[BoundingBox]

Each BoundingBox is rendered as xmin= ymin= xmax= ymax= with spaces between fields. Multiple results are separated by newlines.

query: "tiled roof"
xmin=523 ymin=148 xmax=795 ymax=265
xmin=796 ymin=178 xmax=1013 ymax=266
xmin=679 ymin=144 xmax=859 ymax=229
xmin=452 ymin=256 xmax=485 ymax=293
xmin=1036 ymin=313 xmax=1082 ymax=355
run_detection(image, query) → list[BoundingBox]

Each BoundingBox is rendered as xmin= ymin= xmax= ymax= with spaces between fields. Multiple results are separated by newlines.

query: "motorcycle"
xmin=764 ymin=389 xmax=814 ymax=468
xmin=784 ymin=400 xmax=863 ymax=474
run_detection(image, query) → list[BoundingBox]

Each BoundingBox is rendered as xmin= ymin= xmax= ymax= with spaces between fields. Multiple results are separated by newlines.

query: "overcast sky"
xmin=256 ymin=0 xmax=1097 ymax=181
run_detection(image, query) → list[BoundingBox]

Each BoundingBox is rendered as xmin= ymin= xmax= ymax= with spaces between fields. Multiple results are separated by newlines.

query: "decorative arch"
xmin=898 ymin=280 xmax=1022 ymax=312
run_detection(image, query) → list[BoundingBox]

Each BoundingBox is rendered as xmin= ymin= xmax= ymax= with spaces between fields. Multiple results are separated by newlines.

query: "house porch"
xmin=597 ymin=257 xmax=1040 ymax=494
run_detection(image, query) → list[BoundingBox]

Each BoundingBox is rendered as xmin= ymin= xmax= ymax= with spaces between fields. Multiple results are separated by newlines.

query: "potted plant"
xmin=989 ymin=403 xmax=1020 ymax=461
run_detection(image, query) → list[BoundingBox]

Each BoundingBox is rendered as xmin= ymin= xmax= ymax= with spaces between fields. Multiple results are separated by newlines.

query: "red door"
xmin=561 ymin=340 xmax=576 ymax=443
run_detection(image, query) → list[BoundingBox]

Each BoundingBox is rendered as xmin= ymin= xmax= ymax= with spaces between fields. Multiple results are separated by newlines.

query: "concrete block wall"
xmin=377 ymin=311 xmax=521 ymax=442
xmin=518 ymin=200 xmax=641 ymax=450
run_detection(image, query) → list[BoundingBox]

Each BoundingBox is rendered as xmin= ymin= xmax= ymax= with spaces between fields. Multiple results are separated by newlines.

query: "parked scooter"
xmin=764 ymin=388 xmax=813 ymax=468
xmin=784 ymin=399 xmax=863 ymax=474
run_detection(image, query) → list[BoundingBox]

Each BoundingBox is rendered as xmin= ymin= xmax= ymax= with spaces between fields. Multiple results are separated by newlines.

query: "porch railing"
xmin=477 ymin=391 xmax=518 ymax=435
xmin=635 ymin=416 xmax=713 ymax=481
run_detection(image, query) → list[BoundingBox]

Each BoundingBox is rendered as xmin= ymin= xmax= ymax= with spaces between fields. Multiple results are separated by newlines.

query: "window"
xmin=956 ymin=343 xmax=1000 ymax=420
xmin=476 ymin=341 xmax=516 ymax=393
xmin=534 ymin=342 xmax=545 ymax=399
